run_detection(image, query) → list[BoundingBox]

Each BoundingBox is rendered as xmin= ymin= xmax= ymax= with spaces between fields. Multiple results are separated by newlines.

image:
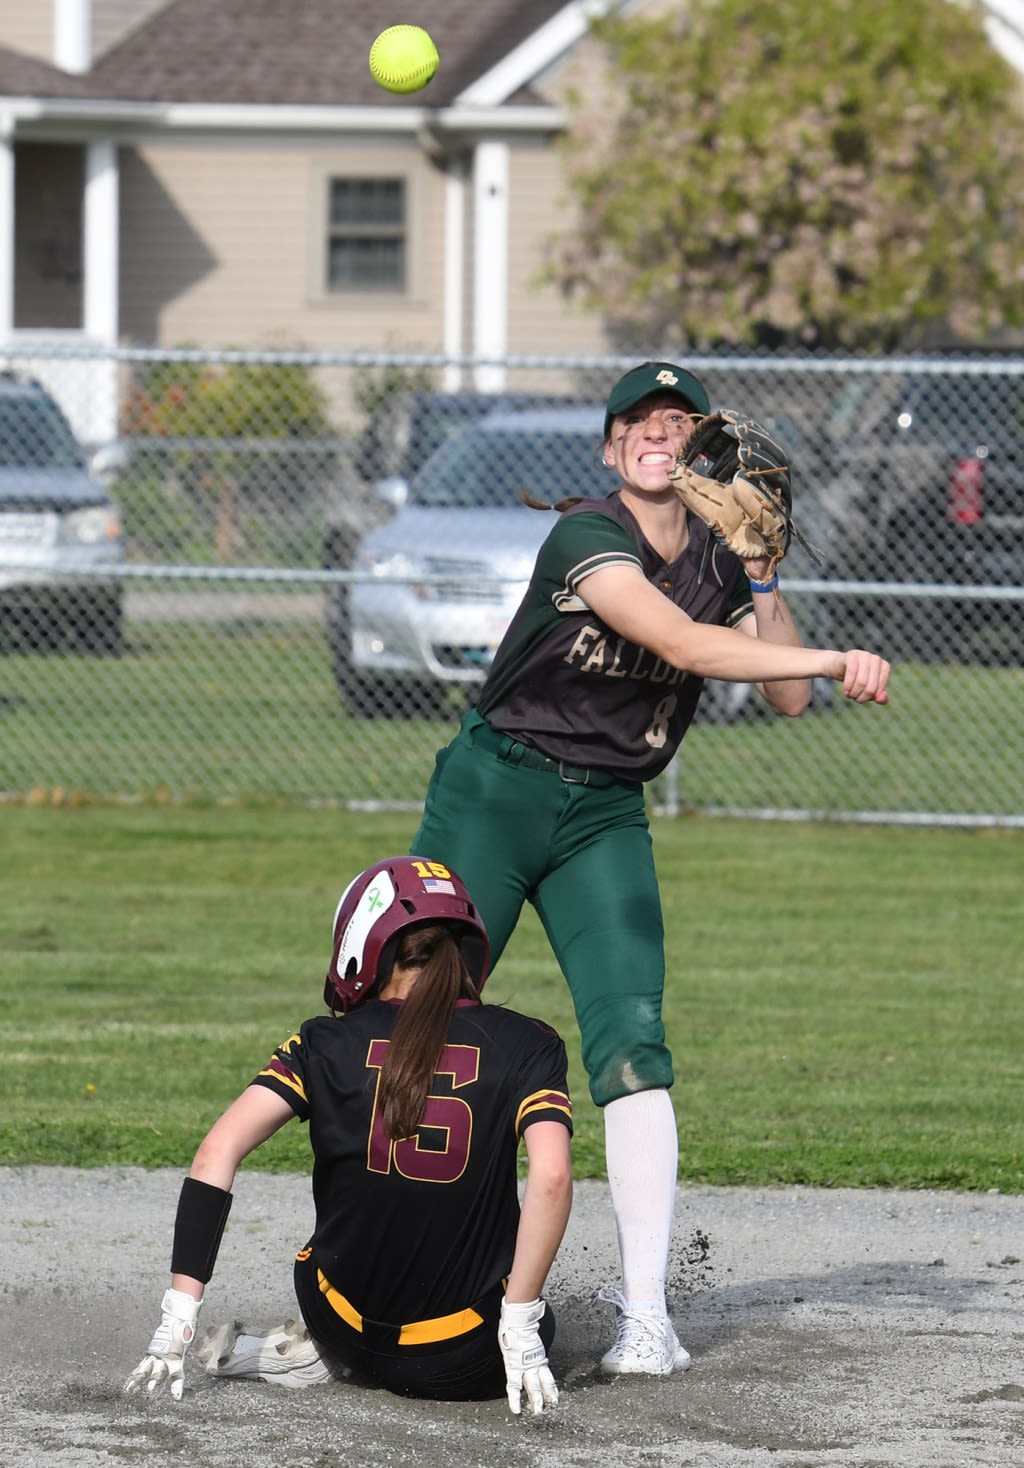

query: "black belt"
xmin=316 ymin=1269 xmax=485 ymax=1345
xmin=470 ymin=717 xmax=632 ymax=789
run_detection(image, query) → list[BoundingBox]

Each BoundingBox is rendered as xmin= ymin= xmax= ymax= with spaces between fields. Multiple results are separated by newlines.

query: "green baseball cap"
xmin=603 ymin=361 xmax=710 ymax=437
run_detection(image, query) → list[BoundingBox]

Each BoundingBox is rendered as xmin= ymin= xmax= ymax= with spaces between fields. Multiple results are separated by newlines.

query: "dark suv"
xmin=0 ymin=375 xmax=124 ymax=654
xmin=821 ymin=366 xmax=1024 ymax=662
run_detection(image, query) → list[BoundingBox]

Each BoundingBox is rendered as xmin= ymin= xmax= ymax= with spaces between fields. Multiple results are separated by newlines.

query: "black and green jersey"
xmin=477 ymin=494 xmax=752 ymax=782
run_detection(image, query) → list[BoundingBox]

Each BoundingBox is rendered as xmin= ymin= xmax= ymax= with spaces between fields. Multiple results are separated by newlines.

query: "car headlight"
xmin=359 ymin=546 xmax=418 ymax=576
xmin=359 ymin=547 xmax=442 ymax=598
xmin=59 ymin=505 xmax=122 ymax=545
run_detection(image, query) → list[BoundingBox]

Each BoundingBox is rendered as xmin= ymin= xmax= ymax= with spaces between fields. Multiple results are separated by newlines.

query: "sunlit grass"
xmin=2 ymin=805 xmax=1020 ymax=1189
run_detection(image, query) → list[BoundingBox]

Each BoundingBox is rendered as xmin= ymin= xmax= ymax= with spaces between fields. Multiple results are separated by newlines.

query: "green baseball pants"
xmin=412 ymin=711 xmax=674 ymax=1107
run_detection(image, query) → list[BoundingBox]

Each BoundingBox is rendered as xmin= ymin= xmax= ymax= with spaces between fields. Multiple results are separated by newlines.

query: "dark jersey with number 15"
xmin=252 ymin=998 xmax=572 ymax=1327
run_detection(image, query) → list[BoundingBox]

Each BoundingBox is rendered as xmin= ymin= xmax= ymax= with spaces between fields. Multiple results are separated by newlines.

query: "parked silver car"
xmin=0 ymin=375 xmax=124 ymax=654
xmin=328 ymin=406 xmax=608 ymax=715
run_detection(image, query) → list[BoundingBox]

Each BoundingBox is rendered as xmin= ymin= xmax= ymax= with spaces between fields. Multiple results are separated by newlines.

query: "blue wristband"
xmin=747 ymin=574 xmax=779 ymax=593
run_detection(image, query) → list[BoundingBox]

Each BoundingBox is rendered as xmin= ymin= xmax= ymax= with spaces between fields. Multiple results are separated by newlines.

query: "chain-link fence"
xmin=1 ymin=343 xmax=1022 ymax=826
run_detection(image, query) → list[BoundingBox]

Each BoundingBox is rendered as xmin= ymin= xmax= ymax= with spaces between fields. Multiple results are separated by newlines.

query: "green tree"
xmin=546 ymin=0 xmax=1024 ymax=350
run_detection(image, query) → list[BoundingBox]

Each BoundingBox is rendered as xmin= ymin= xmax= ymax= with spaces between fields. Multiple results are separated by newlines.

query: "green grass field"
xmin=1 ymin=804 xmax=1021 ymax=1190
xmin=2 ymin=617 xmax=1022 ymax=815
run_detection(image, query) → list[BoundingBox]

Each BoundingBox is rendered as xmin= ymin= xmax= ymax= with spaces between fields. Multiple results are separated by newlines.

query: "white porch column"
xmin=471 ymin=141 xmax=509 ymax=393
xmin=54 ymin=0 xmax=93 ymax=74
xmin=0 ymin=118 xmax=13 ymax=341
xmin=442 ymin=156 xmax=467 ymax=393
xmin=83 ymin=139 xmax=118 ymax=344
xmin=83 ymin=138 xmax=119 ymax=442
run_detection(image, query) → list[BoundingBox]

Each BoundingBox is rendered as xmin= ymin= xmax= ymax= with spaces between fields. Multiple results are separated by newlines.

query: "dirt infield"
xmin=3 ymin=1167 xmax=1022 ymax=1467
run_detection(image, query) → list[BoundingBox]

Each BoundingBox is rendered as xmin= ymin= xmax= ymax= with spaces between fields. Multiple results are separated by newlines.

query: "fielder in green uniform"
xmin=413 ymin=360 xmax=891 ymax=1378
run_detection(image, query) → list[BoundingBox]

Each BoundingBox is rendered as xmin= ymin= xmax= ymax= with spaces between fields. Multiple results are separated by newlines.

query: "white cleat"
xmin=195 ymin=1319 xmax=334 ymax=1389
xmin=596 ymin=1288 xmax=692 ymax=1376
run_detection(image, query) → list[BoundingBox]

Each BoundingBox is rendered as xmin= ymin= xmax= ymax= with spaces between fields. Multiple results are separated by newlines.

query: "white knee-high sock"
xmin=604 ymin=1088 xmax=678 ymax=1311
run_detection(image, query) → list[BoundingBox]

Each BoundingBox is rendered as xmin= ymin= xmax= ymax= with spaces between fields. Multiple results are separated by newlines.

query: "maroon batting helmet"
xmin=323 ymin=855 xmax=490 ymax=1013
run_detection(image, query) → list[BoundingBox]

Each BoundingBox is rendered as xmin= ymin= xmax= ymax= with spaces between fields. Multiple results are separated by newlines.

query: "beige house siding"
xmin=1 ymin=9 xmax=54 ymax=63
xmin=502 ymin=25 xmax=618 ymax=358
xmin=506 ymin=138 xmax=606 ymax=358
xmin=0 ymin=0 xmax=159 ymax=66
xmin=92 ymin=0 xmax=170 ymax=59
xmin=458 ymin=152 xmax=475 ymax=359
xmin=119 ymin=138 xmax=447 ymax=351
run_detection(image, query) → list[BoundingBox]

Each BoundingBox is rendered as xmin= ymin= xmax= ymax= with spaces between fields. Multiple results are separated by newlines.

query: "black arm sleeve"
xmin=170 ymin=1176 xmax=233 ymax=1283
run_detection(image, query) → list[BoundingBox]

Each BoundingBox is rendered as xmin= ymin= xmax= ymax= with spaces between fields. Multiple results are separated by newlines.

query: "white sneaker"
xmin=596 ymin=1288 xmax=692 ymax=1376
xmin=195 ymin=1319 xmax=334 ymax=1389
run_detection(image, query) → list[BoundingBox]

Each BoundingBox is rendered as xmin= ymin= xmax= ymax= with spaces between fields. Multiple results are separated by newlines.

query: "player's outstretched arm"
xmin=124 ymin=1086 xmax=294 ymax=1401
xmin=582 ymin=563 xmax=891 ymax=704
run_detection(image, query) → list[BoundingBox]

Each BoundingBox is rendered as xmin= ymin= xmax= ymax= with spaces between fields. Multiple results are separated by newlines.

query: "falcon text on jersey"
xmin=563 ymin=624 xmax=690 ymax=687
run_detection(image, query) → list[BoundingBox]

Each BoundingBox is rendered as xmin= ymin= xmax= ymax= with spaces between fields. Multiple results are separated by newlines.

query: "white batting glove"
xmin=498 ymin=1297 xmax=557 ymax=1416
xmin=124 ymin=1288 xmax=202 ymax=1401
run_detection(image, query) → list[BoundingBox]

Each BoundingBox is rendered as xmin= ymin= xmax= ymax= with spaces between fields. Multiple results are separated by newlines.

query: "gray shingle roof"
xmin=1 ymin=0 xmax=574 ymax=107
xmin=0 ymin=45 xmax=97 ymax=98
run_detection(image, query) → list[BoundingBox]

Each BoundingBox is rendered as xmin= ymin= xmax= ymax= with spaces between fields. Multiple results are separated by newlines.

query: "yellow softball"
xmin=369 ymin=25 xmax=440 ymax=95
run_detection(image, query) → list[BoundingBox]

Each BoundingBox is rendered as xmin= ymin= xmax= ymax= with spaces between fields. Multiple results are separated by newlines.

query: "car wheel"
xmin=957 ymin=600 xmax=1021 ymax=668
xmin=3 ymin=603 xmax=61 ymax=653
xmin=697 ymin=679 xmax=755 ymax=724
xmin=336 ymin=668 xmax=392 ymax=718
xmin=400 ymin=683 xmax=448 ymax=718
xmin=336 ymin=670 xmax=449 ymax=719
xmin=325 ymin=595 xmax=450 ymax=720
xmin=881 ymin=596 xmax=944 ymax=662
xmin=809 ymin=676 xmax=834 ymax=712
xmin=72 ymin=592 xmax=124 ymax=657
xmin=325 ymin=588 xmax=372 ymax=712
xmin=326 ymin=622 xmax=387 ymax=717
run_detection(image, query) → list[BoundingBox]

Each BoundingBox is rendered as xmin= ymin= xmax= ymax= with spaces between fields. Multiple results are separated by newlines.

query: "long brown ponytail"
xmin=379 ymin=922 xmax=481 ymax=1141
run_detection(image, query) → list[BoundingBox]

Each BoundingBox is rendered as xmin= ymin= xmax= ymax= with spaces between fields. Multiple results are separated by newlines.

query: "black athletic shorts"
xmin=293 ymin=1254 xmax=556 ymax=1402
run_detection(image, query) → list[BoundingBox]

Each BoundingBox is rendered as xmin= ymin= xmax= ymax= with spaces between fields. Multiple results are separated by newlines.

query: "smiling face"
xmin=602 ymin=392 xmax=701 ymax=496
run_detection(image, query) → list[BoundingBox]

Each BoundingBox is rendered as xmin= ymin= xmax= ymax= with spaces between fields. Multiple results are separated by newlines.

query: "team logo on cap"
xmin=655 ymin=369 xmax=680 ymax=387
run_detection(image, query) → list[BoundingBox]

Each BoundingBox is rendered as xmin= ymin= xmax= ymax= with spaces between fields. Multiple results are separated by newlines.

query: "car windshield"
xmin=0 ymin=399 xmax=85 ymax=469
xmin=826 ymin=373 xmax=1024 ymax=445
xmin=410 ymin=425 xmax=611 ymax=508
xmin=896 ymin=376 xmax=1024 ymax=441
